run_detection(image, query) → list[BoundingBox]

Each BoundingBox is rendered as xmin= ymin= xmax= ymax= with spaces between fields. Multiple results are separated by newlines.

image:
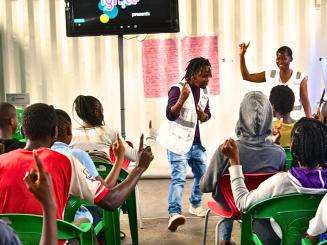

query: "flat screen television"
xmin=65 ymin=0 xmax=180 ymax=37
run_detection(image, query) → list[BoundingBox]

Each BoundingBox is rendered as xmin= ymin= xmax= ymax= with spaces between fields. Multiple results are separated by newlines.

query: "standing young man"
xmin=157 ymin=57 xmax=212 ymax=231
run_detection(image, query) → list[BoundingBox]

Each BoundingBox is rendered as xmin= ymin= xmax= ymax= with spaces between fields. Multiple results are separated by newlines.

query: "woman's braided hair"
xmin=73 ymin=95 xmax=104 ymax=127
xmin=291 ymin=117 xmax=327 ymax=168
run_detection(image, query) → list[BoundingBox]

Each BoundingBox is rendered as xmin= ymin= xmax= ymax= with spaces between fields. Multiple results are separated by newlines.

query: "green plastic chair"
xmin=64 ymin=156 xmax=138 ymax=245
xmin=302 ymin=237 xmax=327 ymax=245
xmin=0 ymin=213 xmax=95 ymax=244
xmin=64 ymin=191 xmax=121 ymax=245
xmin=92 ymin=156 xmax=138 ymax=245
xmin=283 ymin=147 xmax=294 ymax=171
xmin=12 ymin=107 xmax=25 ymax=142
xmin=240 ymin=193 xmax=324 ymax=245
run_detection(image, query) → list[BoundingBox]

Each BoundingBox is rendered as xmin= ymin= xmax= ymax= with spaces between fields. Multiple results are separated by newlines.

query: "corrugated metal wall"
xmin=1 ymin=0 xmax=327 ymax=174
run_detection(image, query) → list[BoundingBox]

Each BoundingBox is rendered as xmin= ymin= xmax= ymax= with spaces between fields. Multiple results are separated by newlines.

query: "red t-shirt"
xmin=0 ymin=148 xmax=109 ymax=219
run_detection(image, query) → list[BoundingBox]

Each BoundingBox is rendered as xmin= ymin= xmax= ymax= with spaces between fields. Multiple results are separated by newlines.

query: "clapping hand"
xmin=221 ymin=138 xmax=240 ymax=165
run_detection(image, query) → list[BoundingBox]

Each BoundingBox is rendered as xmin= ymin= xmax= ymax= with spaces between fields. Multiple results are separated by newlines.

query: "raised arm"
xmin=104 ymin=133 xmax=125 ymax=189
xmin=300 ymin=76 xmax=312 ymax=118
xmin=239 ymin=42 xmax=266 ymax=83
xmin=97 ymin=134 xmax=154 ymax=210
xmin=169 ymin=83 xmax=190 ymax=118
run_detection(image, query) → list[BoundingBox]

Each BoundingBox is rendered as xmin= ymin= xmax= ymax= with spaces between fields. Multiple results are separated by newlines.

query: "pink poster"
xmin=142 ymin=39 xmax=179 ymax=98
xmin=182 ymin=36 xmax=220 ymax=95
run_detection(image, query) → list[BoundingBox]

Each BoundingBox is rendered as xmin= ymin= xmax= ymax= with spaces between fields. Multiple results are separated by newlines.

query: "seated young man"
xmin=307 ymin=193 xmax=327 ymax=244
xmin=200 ymin=91 xmax=285 ymax=245
xmin=269 ymin=85 xmax=296 ymax=147
xmin=0 ymin=102 xmax=25 ymax=153
xmin=0 ymin=103 xmax=153 ymax=220
xmin=221 ymin=118 xmax=327 ymax=244
xmin=52 ymin=109 xmax=125 ymax=224
xmin=0 ymin=150 xmax=57 ymax=245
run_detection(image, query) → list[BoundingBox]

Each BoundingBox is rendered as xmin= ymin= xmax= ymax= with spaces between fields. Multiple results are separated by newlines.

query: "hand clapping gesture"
xmin=221 ymin=138 xmax=240 ymax=165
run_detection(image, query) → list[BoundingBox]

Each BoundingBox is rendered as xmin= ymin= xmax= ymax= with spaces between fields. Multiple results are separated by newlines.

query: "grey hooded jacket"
xmin=200 ymin=91 xmax=286 ymax=202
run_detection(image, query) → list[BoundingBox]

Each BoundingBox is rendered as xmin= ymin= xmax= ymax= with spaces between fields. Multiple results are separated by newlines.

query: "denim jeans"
xmin=218 ymin=219 xmax=233 ymax=241
xmin=167 ymin=144 xmax=207 ymax=215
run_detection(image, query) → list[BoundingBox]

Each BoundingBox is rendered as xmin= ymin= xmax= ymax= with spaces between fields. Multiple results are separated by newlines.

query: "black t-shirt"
xmin=0 ymin=139 xmax=26 ymax=153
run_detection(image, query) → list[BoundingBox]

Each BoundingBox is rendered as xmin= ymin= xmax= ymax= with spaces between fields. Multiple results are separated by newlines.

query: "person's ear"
xmin=53 ymin=125 xmax=58 ymax=139
xmin=67 ymin=125 xmax=72 ymax=136
xmin=9 ymin=118 xmax=15 ymax=126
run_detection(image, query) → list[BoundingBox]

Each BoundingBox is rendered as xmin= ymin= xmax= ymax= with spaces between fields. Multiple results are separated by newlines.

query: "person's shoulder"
xmin=0 ymin=148 xmax=23 ymax=160
xmin=71 ymin=148 xmax=91 ymax=160
xmin=270 ymin=143 xmax=286 ymax=154
xmin=40 ymin=148 xmax=71 ymax=162
xmin=168 ymin=84 xmax=182 ymax=92
xmin=2 ymin=139 xmax=25 ymax=152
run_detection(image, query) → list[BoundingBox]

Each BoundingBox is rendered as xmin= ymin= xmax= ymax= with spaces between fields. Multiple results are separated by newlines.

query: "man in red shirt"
xmin=0 ymin=103 xmax=153 ymax=219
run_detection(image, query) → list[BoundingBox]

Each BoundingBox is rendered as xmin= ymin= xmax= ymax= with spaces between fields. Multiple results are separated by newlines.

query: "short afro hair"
xmin=23 ymin=103 xmax=57 ymax=140
xmin=269 ymin=85 xmax=295 ymax=115
xmin=276 ymin=46 xmax=293 ymax=59
xmin=291 ymin=117 xmax=327 ymax=168
xmin=55 ymin=109 xmax=71 ymax=138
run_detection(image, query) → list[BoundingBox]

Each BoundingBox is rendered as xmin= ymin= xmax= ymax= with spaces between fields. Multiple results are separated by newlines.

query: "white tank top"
xmin=265 ymin=69 xmax=307 ymax=119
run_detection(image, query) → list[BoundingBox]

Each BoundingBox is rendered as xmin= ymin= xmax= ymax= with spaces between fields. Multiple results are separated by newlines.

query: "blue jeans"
xmin=167 ymin=144 xmax=207 ymax=215
xmin=218 ymin=219 xmax=233 ymax=241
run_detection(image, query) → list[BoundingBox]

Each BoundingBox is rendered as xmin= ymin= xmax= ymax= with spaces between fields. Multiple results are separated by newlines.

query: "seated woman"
xmin=221 ymin=118 xmax=327 ymax=244
xmin=200 ymin=91 xmax=285 ymax=245
xmin=70 ymin=95 xmax=138 ymax=162
xmin=269 ymin=85 xmax=296 ymax=148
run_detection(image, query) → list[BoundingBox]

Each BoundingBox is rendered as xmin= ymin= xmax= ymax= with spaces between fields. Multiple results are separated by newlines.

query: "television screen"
xmin=65 ymin=0 xmax=180 ymax=36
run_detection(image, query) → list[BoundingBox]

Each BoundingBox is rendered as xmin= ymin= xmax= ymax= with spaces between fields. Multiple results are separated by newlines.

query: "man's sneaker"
xmin=167 ymin=213 xmax=186 ymax=232
xmin=189 ymin=206 xmax=207 ymax=217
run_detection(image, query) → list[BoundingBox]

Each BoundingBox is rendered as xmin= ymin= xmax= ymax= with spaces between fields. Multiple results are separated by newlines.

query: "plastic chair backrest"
xmin=91 ymin=155 xmax=129 ymax=181
xmin=12 ymin=108 xmax=25 ymax=142
xmin=240 ymin=193 xmax=324 ymax=245
xmin=283 ymin=147 xmax=294 ymax=171
xmin=109 ymin=140 xmax=133 ymax=169
xmin=0 ymin=213 xmax=94 ymax=244
xmin=218 ymin=172 xmax=276 ymax=219
xmin=64 ymin=196 xmax=93 ymax=223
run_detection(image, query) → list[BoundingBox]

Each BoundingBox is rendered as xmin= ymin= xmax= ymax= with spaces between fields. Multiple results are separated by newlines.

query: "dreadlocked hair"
xmin=73 ymin=95 xmax=104 ymax=127
xmin=55 ymin=109 xmax=71 ymax=138
xmin=291 ymin=117 xmax=327 ymax=168
xmin=182 ymin=57 xmax=211 ymax=81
